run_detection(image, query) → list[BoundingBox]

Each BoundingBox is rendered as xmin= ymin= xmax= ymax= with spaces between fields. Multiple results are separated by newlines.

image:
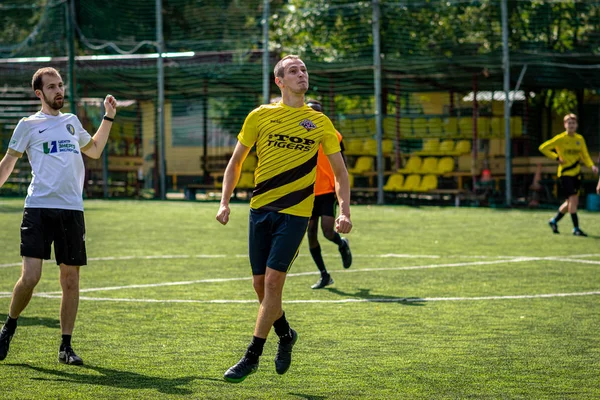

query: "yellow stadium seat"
xmin=242 ymin=154 xmax=257 ymax=172
xmin=397 ymin=155 xmax=422 ymax=173
xmin=400 ymin=174 xmax=421 ymax=191
xmin=348 ymin=156 xmax=374 ymax=174
xmin=353 ymin=119 xmax=372 ymax=137
xmin=437 ymin=157 xmax=454 ymax=174
xmin=416 ymin=174 xmax=438 ymax=192
xmin=477 ymin=118 xmax=490 ymax=138
xmin=442 ymin=117 xmax=458 ymax=136
xmin=348 ymin=173 xmax=354 ymax=188
xmin=511 ymin=116 xmax=523 ymax=137
xmin=339 ymin=118 xmax=353 ymax=133
xmin=439 ymin=140 xmax=455 ymax=154
xmin=344 ymin=139 xmax=364 ymax=155
xmin=458 ymin=117 xmax=473 ymax=138
xmin=455 ymin=140 xmax=471 ymax=154
xmin=413 ymin=118 xmax=428 ymax=137
xmin=422 ymin=139 xmax=440 ymax=153
xmin=383 ymin=174 xmax=404 ymax=192
xmin=420 ymin=157 xmax=439 ymax=174
xmin=237 ymin=172 xmax=255 ymax=189
xmin=490 ymin=117 xmax=503 ymax=138
xmin=428 ymin=118 xmax=443 ymax=137
xmin=382 ymin=139 xmax=394 ymax=155
xmin=363 ymin=139 xmax=377 ymax=156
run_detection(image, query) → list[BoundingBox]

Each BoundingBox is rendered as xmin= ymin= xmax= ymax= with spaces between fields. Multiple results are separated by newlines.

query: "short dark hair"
xmin=273 ymin=55 xmax=301 ymax=78
xmin=306 ymin=99 xmax=322 ymax=112
xmin=32 ymin=67 xmax=61 ymax=92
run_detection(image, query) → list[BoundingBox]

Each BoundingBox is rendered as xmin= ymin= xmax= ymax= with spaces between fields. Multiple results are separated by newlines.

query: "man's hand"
xmin=216 ymin=204 xmax=230 ymax=225
xmin=597 ymin=180 xmax=600 ymax=195
xmin=335 ymin=214 xmax=352 ymax=234
xmin=104 ymin=95 xmax=117 ymax=118
xmin=592 ymin=165 xmax=599 ymax=175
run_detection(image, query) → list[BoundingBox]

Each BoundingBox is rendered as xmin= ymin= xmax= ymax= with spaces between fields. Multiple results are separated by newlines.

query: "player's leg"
xmin=0 ymin=257 xmax=43 ymax=361
xmin=308 ymin=215 xmax=333 ymax=289
xmin=548 ymin=200 xmax=567 ymax=234
xmin=266 ymin=213 xmax=306 ymax=375
xmin=58 ymin=265 xmax=83 ymax=365
xmin=568 ymin=192 xmax=586 ymax=236
xmin=1 ymin=208 xmax=49 ymax=361
xmin=224 ymin=209 xmax=271 ymax=382
xmin=320 ymin=193 xmax=352 ymax=268
xmin=55 ymin=210 xmax=86 ymax=365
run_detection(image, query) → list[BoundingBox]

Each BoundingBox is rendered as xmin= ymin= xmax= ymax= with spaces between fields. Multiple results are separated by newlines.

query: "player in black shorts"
xmin=0 ymin=67 xmax=117 ymax=364
xmin=306 ymin=100 xmax=352 ymax=289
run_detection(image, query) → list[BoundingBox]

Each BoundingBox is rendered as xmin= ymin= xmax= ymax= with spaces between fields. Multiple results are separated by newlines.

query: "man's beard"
xmin=43 ymin=92 xmax=64 ymax=110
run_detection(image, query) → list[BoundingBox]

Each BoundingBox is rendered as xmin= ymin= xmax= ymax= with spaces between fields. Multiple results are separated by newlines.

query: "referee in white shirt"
xmin=0 ymin=67 xmax=117 ymax=365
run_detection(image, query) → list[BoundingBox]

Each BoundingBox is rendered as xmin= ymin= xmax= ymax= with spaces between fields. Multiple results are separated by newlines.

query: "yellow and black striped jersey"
xmin=539 ymin=132 xmax=594 ymax=177
xmin=238 ymin=101 xmax=341 ymax=217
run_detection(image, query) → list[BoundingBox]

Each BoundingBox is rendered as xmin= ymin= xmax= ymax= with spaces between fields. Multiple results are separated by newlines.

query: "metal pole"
xmin=202 ymin=80 xmax=209 ymax=184
xmin=66 ymin=0 xmax=76 ymax=115
xmin=372 ymin=0 xmax=384 ymax=205
xmin=100 ymin=104 xmax=109 ymax=198
xmin=262 ymin=0 xmax=270 ymax=104
xmin=472 ymin=74 xmax=478 ymax=192
xmin=156 ymin=0 xmax=166 ymax=200
xmin=501 ymin=0 xmax=512 ymax=206
xmin=395 ymin=78 xmax=401 ymax=170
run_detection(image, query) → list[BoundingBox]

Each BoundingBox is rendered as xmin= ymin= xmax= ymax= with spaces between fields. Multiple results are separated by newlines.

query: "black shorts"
xmin=20 ymin=208 xmax=87 ymax=266
xmin=560 ymin=175 xmax=581 ymax=198
xmin=310 ymin=192 xmax=337 ymax=219
xmin=248 ymin=209 xmax=308 ymax=275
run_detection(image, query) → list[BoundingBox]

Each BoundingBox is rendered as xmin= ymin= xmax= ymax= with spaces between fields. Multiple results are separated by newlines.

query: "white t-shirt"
xmin=8 ymin=111 xmax=93 ymax=211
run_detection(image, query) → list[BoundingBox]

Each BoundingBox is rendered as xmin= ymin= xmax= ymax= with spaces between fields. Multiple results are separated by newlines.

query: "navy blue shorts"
xmin=248 ymin=209 xmax=309 ymax=275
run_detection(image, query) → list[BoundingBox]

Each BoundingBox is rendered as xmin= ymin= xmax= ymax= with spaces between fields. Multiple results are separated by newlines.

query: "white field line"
xmin=36 ymin=257 xmax=538 ymax=296
xmin=3 ymin=252 xmax=584 ymax=269
xmin=31 ymin=290 xmax=600 ymax=304
xmin=544 ymin=257 xmax=600 ymax=265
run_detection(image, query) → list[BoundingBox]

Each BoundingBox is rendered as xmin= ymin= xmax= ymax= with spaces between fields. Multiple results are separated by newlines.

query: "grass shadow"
xmin=325 ymin=288 xmax=426 ymax=306
xmin=288 ymin=393 xmax=328 ymax=400
xmin=0 ymin=315 xmax=60 ymax=329
xmin=6 ymin=363 xmax=211 ymax=395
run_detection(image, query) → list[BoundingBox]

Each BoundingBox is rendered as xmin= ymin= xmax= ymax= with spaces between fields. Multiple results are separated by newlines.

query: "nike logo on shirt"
xmin=39 ymin=128 xmax=48 ymax=133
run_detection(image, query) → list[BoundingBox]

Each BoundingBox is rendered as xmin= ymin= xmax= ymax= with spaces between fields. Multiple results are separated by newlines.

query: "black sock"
xmin=570 ymin=213 xmax=579 ymax=229
xmin=273 ymin=312 xmax=292 ymax=342
xmin=3 ymin=316 xmax=17 ymax=333
xmin=330 ymin=232 xmax=343 ymax=246
xmin=553 ymin=211 xmax=565 ymax=223
xmin=61 ymin=335 xmax=72 ymax=349
xmin=245 ymin=336 xmax=266 ymax=363
xmin=310 ymin=245 xmax=327 ymax=274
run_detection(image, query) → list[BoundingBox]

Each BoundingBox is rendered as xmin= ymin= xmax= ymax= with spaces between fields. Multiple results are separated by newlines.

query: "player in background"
xmin=539 ymin=113 xmax=598 ymax=236
xmin=0 ymin=67 xmax=117 ymax=365
xmin=305 ymin=99 xmax=352 ymax=289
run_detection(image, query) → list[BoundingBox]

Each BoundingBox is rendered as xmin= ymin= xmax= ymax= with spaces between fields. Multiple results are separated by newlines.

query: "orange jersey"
xmin=314 ymin=130 xmax=343 ymax=196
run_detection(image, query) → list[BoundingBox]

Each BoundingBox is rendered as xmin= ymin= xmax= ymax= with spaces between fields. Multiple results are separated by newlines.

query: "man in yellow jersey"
xmin=216 ymin=55 xmax=352 ymax=382
xmin=539 ymin=113 xmax=598 ymax=236
xmin=305 ymin=99 xmax=352 ymax=289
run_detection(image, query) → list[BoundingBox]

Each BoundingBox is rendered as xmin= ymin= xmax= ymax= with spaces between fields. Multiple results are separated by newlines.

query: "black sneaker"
xmin=573 ymin=228 xmax=588 ymax=237
xmin=339 ymin=238 xmax=352 ymax=269
xmin=548 ymin=220 xmax=559 ymax=234
xmin=224 ymin=356 xmax=259 ymax=383
xmin=0 ymin=326 xmax=15 ymax=361
xmin=58 ymin=346 xmax=83 ymax=365
xmin=311 ymin=274 xmax=334 ymax=289
xmin=274 ymin=329 xmax=298 ymax=375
